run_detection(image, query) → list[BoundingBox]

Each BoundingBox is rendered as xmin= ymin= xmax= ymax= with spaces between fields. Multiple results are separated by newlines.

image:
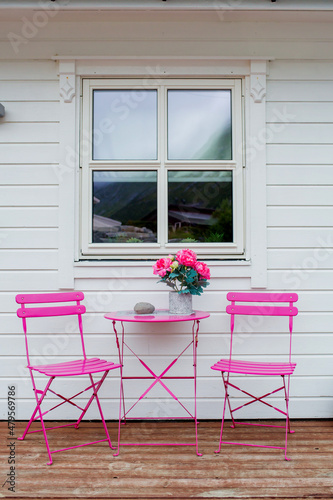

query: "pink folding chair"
xmin=16 ymin=292 xmax=122 ymax=465
xmin=211 ymin=292 xmax=298 ymax=460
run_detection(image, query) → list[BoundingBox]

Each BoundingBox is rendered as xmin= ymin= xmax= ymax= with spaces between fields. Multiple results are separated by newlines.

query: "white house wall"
xmin=0 ymin=11 xmax=333 ymax=420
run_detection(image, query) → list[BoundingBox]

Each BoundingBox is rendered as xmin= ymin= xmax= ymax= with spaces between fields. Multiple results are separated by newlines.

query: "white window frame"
xmin=80 ymin=77 xmax=244 ymax=259
xmin=55 ymin=57 xmax=267 ymax=289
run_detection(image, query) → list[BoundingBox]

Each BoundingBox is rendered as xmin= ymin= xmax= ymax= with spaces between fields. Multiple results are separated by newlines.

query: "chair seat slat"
xmin=211 ymin=359 xmax=296 ymax=375
xmin=30 ymin=358 xmax=121 ymax=377
xmin=29 ymin=358 xmax=100 ymax=369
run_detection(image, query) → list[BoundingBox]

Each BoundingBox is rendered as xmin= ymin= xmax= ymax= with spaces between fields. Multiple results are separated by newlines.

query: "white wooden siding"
xmin=0 ymin=63 xmax=60 ymax=294
xmin=0 ymin=16 xmax=332 ymax=421
xmin=0 ymin=60 xmax=61 ymax=420
xmin=266 ymin=61 xmax=333 ymax=420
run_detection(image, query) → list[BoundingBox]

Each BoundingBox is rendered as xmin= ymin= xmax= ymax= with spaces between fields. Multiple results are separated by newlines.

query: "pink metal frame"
xmin=211 ymin=292 xmax=298 ymax=461
xmin=16 ymin=292 xmax=122 ymax=465
xmin=104 ymin=310 xmax=210 ymax=456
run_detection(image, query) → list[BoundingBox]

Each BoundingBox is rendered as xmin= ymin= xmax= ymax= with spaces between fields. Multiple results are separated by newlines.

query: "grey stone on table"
xmin=134 ymin=302 xmax=155 ymax=314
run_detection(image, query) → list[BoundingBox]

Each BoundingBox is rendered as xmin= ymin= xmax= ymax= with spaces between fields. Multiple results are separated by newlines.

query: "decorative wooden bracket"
xmin=250 ymin=75 xmax=266 ymax=103
xmin=60 ymin=74 xmax=75 ymax=103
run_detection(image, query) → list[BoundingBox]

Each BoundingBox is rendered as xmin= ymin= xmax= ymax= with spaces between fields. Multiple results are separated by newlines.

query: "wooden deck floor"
xmin=1 ymin=420 xmax=332 ymax=499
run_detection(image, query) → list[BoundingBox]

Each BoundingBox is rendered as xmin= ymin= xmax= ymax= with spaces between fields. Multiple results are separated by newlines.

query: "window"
xmin=81 ymin=78 xmax=244 ymax=259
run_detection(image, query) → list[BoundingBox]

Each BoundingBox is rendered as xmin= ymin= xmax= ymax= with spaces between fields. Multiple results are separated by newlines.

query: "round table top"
xmin=104 ymin=309 xmax=210 ymax=323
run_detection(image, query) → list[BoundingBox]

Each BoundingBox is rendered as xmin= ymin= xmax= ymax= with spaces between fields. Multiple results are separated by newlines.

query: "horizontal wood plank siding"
xmin=0 ymin=165 xmax=61 ymax=185
xmin=0 ymin=60 xmax=61 ymax=413
xmin=0 ymin=122 xmax=59 ymax=143
xmin=266 ymin=59 xmax=333 ymax=420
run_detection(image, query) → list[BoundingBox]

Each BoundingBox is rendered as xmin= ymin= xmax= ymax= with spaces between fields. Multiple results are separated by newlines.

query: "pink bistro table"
xmin=104 ymin=309 xmax=210 ymax=456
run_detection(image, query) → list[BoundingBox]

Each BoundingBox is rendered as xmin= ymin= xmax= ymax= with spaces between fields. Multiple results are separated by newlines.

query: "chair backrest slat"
xmin=17 ymin=305 xmax=86 ymax=318
xmin=16 ymin=292 xmax=84 ymax=305
xmin=226 ymin=305 xmax=298 ymax=317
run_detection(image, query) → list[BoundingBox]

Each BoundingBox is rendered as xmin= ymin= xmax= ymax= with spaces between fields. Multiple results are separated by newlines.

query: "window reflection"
xmin=168 ymin=90 xmax=232 ymax=160
xmin=93 ymin=90 xmax=157 ymax=160
xmin=93 ymin=171 xmax=157 ymax=243
xmin=168 ymin=171 xmax=233 ymax=243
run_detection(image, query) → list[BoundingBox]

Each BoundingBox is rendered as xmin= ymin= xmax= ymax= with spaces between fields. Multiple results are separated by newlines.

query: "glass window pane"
xmin=168 ymin=170 xmax=232 ymax=243
xmin=93 ymin=171 xmax=157 ymax=243
xmin=168 ymin=90 xmax=232 ymax=160
xmin=93 ymin=90 xmax=157 ymax=160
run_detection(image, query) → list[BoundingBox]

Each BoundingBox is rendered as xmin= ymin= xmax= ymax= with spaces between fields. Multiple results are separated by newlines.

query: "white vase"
xmin=169 ymin=291 xmax=193 ymax=315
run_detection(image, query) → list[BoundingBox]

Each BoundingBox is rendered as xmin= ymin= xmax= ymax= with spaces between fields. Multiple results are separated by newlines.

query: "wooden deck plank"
xmin=0 ymin=420 xmax=332 ymax=499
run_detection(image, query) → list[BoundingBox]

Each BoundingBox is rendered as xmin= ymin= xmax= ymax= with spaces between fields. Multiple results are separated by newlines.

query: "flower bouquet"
xmin=153 ymin=249 xmax=211 ymax=296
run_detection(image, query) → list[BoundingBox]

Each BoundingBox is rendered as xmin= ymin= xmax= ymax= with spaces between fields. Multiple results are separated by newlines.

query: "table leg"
xmin=112 ymin=320 xmax=125 ymax=456
xmin=193 ymin=319 xmax=202 ymax=456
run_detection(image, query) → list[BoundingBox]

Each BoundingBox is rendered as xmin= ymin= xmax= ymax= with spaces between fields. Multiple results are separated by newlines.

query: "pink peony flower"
xmin=195 ymin=261 xmax=211 ymax=280
xmin=176 ymin=249 xmax=197 ymax=268
xmin=153 ymin=257 xmax=173 ymax=277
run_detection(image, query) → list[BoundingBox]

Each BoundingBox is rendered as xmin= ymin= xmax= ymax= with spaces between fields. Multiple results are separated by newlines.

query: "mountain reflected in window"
xmin=93 ymin=171 xmax=157 ymax=243
xmin=168 ymin=171 xmax=233 ymax=243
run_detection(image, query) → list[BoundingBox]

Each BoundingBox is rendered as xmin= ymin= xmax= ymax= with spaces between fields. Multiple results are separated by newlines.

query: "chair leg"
xmin=113 ymin=362 xmax=124 ymax=457
xmin=18 ymin=374 xmax=54 ymax=442
xmin=18 ymin=405 xmax=39 ymax=442
xmin=283 ymin=375 xmax=294 ymax=461
xmin=223 ymin=373 xmax=236 ymax=429
xmin=29 ymin=373 xmax=54 ymax=465
xmin=215 ymin=372 xmax=230 ymax=453
xmin=283 ymin=375 xmax=295 ymax=435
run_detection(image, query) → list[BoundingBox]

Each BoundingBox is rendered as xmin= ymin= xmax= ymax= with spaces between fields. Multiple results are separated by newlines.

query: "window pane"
xmin=168 ymin=170 xmax=232 ymax=243
xmin=168 ymin=90 xmax=232 ymax=160
xmin=93 ymin=171 xmax=157 ymax=243
xmin=93 ymin=90 xmax=157 ymax=160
